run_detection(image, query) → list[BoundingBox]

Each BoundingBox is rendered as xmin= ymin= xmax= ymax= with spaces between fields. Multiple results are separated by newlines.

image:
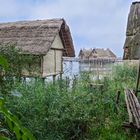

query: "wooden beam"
xmin=51 ymin=48 xmax=64 ymax=51
xmin=125 ymin=90 xmax=133 ymax=124
xmin=125 ymin=89 xmax=140 ymax=129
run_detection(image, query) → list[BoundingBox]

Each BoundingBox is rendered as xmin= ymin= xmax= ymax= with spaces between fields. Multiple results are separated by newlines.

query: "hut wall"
xmin=21 ymin=56 xmax=41 ymax=77
xmin=56 ymin=50 xmax=63 ymax=73
xmin=42 ymin=34 xmax=64 ymax=77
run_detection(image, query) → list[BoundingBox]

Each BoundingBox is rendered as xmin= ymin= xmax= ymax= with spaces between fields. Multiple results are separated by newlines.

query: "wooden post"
xmin=53 ymin=75 xmax=56 ymax=85
xmin=135 ymin=60 xmax=140 ymax=96
xmin=97 ymin=59 xmax=99 ymax=82
xmin=42 ymin=77 xmax=45 ymax=84
xmin=115 ymin=90 xmax=121 ymax=105
xmin=72 ymin=75 xmax=77 ymax=93
xmin=60 ymin=55 xmax=63 ymax=81
xmin=70 ymin=60 xmax=73 ymax=75
xmin=59 ymin=73 xmax=63 ymax=91
xmin=35 ymin=77 xmax=37 ymax=82
xmin=23 ymin=77 xmax=26 ymax=85
xmin=66 ymin=76 xmax=70 ymax=91
xmin=89 ymin=60 xmax=91 ymax=72
xmin=60 ymin=73 xmax=62 ymax=81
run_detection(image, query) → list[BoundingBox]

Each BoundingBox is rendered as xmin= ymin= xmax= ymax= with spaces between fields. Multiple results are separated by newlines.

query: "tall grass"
xmin=4 ymin=63 xmax=139 ymax=140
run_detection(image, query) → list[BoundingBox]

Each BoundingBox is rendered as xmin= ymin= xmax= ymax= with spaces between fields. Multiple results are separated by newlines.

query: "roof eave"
xmin=59 ymin=20 xmax=75 ymax=57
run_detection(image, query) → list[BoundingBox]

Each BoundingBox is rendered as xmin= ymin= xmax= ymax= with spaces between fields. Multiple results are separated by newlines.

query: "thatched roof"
xmin=78 ymin=48 xmax=116 ymax=59
xmin=0 ymin=18 xmax=75 ymax=57
xmin=123 ymin=2 xmax=140 ymax=59
xmin=79 ymin=48 xmax=92 ymax=58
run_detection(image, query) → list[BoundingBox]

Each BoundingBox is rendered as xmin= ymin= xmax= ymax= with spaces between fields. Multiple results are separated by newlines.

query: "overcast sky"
xmin=0 ymin=0 xmax=136 ymax=57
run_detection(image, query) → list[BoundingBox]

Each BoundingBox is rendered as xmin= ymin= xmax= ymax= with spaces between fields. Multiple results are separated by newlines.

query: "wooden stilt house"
xmin=78 ymin=48 xmax=116 ymax=72
xmin=0 ymin=19 xmax=75 ymax=78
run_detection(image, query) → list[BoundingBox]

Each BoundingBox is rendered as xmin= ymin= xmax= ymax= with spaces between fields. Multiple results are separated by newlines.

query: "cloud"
xmin=0 ymin=0 xmax=134 ymax=57
xmin=0 ymin=0 xmax=33 ymax=21
xmin=0 ymin=0 xmax=18 ymax=17
xmin=28 ymin=0 xmax=133 ymax=57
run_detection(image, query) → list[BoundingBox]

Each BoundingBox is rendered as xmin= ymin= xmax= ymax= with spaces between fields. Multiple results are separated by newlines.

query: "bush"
xmin=3 ymin=61 xmax=140 ymax=139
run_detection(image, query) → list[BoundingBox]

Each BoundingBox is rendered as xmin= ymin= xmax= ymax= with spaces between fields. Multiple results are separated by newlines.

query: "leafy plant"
xmin=0 ymin=97 xmax=36 ymax=140
xmin=1 ymin=48 xmax=139 ymax=140
xmin=0 ymin=55 xmax=9 ymax=71
xmin=0 ymin=44 xmax=41 ymax=95
xmin=0 ymin=53 xmax=36 ymax=140
xmin=5 ymin=75 xmax=128 ymax=140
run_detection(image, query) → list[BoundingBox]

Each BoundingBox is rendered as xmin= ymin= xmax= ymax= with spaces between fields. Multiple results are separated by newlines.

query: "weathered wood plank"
xmin=125 ymin=90 xmax=133 ymax=124
xmin=124 ymin=89 xmax=140 ymax=129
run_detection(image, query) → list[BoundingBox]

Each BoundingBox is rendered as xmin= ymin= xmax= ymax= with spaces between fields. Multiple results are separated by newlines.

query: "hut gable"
xmin=78 ymin=48 xmax=116 ymax=59
xmin=89 ymin=49 xmax=98 ymax=58
xmin=51 ymin=33 xmax=63 ymax=49
xmin=0 ymin=18 xmax=75 ymax=57
xmin=78 ymin=48 xmax=92 ymax=59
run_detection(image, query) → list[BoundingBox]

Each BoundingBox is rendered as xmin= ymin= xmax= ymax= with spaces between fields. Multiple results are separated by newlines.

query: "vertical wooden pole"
xmin=61 ymin=54 xmax=63 ymax=80
xmin=59 ymin=73 xmax=62 ymax=91
xmin=60 ymin=73 xmax=62 ymax=80
xmin=54 ymin=50 xmax=56 ymax=75
xmin=35 ymin=77 xmax=37 ymax=83
xmin=53 ymin=75 xmax=56 ymax=85
xmin=97 ymin=59 xmax=99 ymax=82
xmin=42 ymin=77 xmax=45 ymax=84
xmin=116 ymin=90 xmax=121 ymax=105
xmin=23 ymin=77 xmax=26 ymax=85
xmin=135 ymin=60 xmax=140 ymax=96
xmin=70 ymin=61 xmax=72 ymax=75
xmin=79 ymin=61 xmax=81 ymax=72
xmin=66 ymin=76 xmax=69 ymax=91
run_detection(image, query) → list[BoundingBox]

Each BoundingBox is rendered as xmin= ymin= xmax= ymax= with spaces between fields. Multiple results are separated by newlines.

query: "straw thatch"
xmin=0 ymin=18 xmax=75 ymax=57
xmin=123 ymin=2 xmax=140 ymax=59
xmin=78 ymin=48 xmax=116 ymax=59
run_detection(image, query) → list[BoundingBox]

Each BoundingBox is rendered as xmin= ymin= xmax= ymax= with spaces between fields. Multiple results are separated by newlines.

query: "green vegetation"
xmin=2 ymin=62 xmax=139 ymax=140
xmin=0 ymin=45 xmax=40 ymax=95
xmin=0 ymin=45 xmax=139 ymax=139
xmin=0 ymin=48 xmax=37 ymax=140
xmin=0 ymin=97 xmax=35 ymax=140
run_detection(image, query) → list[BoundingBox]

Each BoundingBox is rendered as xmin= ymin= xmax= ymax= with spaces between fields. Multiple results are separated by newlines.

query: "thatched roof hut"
xmin=78 ymin=48 xmax=116 ymax=60
xmin=0 ymin=18 xmax=75 ymax=77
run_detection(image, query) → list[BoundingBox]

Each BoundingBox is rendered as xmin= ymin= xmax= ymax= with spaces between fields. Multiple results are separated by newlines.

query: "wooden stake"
xmin=116 ymin=90 xmax=121 ymax=105
xmin=53 ymin=75 xmax=56 ymax=85
xmin=135 ymin=60 xmax=140 ymax=96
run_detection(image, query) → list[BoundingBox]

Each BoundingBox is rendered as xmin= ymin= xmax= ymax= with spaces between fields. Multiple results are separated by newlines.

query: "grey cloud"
xmin=0 ymin=0 xmax=134 ymax=57
xmin=0 ymin=0 xmax=18 ymax=17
